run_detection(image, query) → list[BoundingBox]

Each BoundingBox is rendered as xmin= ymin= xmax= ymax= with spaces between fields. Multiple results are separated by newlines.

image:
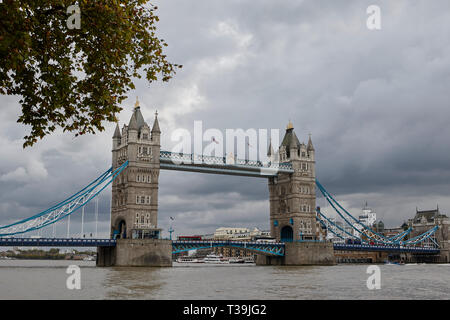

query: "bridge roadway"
xmin=159 ymin=151 xmax=294 ymax=178
xmin=0 ymin=238 xmax=440 ymax=255
xmin=0 ymin=237 xmax=116 ymax=247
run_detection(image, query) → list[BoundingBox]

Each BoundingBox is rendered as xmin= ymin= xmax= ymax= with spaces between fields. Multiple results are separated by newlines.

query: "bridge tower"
xmin=268 ymin=121 xmax=317 ymax=242
xmin=98 ymin=99 xmax=171 ymax=267
xmin=259 ymin=121 xmax=335 ymax=265
xmin=111 ymin=98 xmax=162 ymax=240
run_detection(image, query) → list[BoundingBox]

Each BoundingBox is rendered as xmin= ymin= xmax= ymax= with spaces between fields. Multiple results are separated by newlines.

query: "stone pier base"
xmin=97 ymin=239 xmax=172 ymax=267
xmin=256 ymin=241 xmax=335 ymax=266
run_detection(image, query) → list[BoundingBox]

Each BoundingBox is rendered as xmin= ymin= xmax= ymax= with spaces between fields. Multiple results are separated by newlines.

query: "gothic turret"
xmin=113 ymin=123 xmax=121 ymax=149
xmin=280 ymin=121 xmax=301 ymax=161
xmin=307 ymin=134 xmax=314 ymax=151
xmin=110 ymin=98 xmax=162 ymax=241
xmin=269 ymin=119 xmax=317 ymax=242
xmin=151 ymin=111 xmax=161 ymax=145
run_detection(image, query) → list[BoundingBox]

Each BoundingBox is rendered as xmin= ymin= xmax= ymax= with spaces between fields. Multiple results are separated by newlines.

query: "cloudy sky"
xmin=1 ymin=0 xmax=450 ymax=238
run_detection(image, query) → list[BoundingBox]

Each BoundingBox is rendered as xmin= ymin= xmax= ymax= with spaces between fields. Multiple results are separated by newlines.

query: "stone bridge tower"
xmin=110 ymin=98 xmax=161 ymax=240
xmin=268 ymin=121 xmax=317 ymax=242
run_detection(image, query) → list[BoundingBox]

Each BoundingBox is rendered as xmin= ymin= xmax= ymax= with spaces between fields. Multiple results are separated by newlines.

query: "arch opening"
xmin=280 ymin=225 xmax=293 ymax=242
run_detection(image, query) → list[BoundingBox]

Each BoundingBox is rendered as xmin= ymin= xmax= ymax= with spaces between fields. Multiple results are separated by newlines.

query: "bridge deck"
xmin=160 ymin=151 xmax=294 ymax=177
xmin=0 ymin=238 xmax=116 ymax=247
xmin=333 ymin=243 xmax=440 ymax=254
xmin=0 ymin=238 xmax=439 ymax=255
xmin=172 ymin=240 xmax=286 ymax=256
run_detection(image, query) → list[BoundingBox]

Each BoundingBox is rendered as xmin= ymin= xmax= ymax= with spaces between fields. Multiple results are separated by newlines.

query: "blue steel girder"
xmin=333 ymin=243 xmax=440 ymax=254
xmin=0 ymin=237 xmax=116 ymax=247
xmin=315 ymin=180 xmax=441 ymax=247
xmin=172 ymin=240 xmax=285 ymax=256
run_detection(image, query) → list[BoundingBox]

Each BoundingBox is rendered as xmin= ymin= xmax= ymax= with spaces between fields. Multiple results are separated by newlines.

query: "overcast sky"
xmin=1 ymin=0 xmax=450 ymax=238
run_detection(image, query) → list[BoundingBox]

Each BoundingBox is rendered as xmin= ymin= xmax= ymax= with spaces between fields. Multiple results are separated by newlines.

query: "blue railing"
xmin=160 ymin=150 xmax=293 ymax=172
xmin=333 ymin=243 xmax=440 ymax=254
xmin=172 ymin=240 xmax=285 ymax=256
xmin=0 ymin=237 xmax=116 ymax=247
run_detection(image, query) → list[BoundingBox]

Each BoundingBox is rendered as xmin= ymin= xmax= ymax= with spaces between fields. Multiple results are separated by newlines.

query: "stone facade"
xmin=269 ymin=122 xmax=318 ymax=242
xmin=97 ymin=239 xmax=172 ymax=267
xmin=110 ymin=100 xmax=161 ymax=240
xmin=407 ymin=207 xmax=450 ymax=263
xmin=256 ymin=242 xmax=335 ymax=266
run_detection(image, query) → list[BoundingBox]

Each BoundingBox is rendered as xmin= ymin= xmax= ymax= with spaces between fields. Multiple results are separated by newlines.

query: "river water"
xmin=0 ymin=260 xmax=449 ymax=299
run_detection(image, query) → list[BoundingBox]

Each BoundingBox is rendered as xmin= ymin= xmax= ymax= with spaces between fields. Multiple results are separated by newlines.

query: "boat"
xmin=228 ymin=257 xmax=245 ymax=264
xmin=83 ymin=256 xmax=95 ymax=261
xmin=176 ymin=256 xmax=202 ymax=263
xmin=203 ymin=254 xmax=228 ymax=264
xmin=243 ymin=256 xmax=255 ymax=264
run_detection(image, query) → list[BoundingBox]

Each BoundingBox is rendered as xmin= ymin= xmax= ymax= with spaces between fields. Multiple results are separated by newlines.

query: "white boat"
xmin=177 ymin=256 xmax=202 ymax=263
xmin=83 ymin=256 xmax=95 ymax=261
xmin=243 ymin=256 xmax=255 ymax=264
xmin=228 ymin=257 xmax=245 ymax=264
xmin=203 ymin=254 xmax=228 ymax=264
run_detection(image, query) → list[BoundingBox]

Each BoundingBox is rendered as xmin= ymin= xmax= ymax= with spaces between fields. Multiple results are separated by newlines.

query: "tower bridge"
xmin=0 ymin=102 xmax=446 ymax=266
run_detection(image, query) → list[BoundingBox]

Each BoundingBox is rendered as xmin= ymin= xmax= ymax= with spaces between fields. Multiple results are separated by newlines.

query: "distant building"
xmin=408 ymin=206 xmax=448 ymax=225
xmin=214 ymin=227 xmax=250 ymax=240
xmin=325 ymin=203 xmax=377 ymax=243
xmin=212 ymin=227 xmax=270 ymax=257
xmin=404 ymin=206 xmax=449 ymax=262
xmin=213 ymin=227 xmax=268 ymax=241
xmin=407 ymin=207 xmax=449 ymax=243
xmin=359 ymin=202 xmax=377 ymax=227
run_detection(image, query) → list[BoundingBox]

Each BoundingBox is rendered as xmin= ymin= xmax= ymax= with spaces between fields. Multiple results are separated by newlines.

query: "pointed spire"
xmin=286 ymin=120 xmax=294 ymax=130
xmin=135 ymin=96 xmax=140 ymax=109
xmin=113 ymin=123 xmax=121 ymax=138
xmin=307 ymin=133 xmax=315 ymax=151
xmin=281 ymin=121 xmax=301 ymax=150
xmin=152 ymin=110 xmax=160 ymax=133
xmin=267 ymin=138 xmax=274 ymax=157
xmin=128 ymin=112 xmax=138 ymax=131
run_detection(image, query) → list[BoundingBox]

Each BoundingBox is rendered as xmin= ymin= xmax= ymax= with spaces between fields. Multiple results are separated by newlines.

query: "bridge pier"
xmin=256 ymin=242 xmax=335 ymax=266
xmin=97 ymin=239 xmax=172 ymax=267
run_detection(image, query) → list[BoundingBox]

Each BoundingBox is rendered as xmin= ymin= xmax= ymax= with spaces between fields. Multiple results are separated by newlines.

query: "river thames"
xmin=0 ymin=260 xmax=449 ymax=299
